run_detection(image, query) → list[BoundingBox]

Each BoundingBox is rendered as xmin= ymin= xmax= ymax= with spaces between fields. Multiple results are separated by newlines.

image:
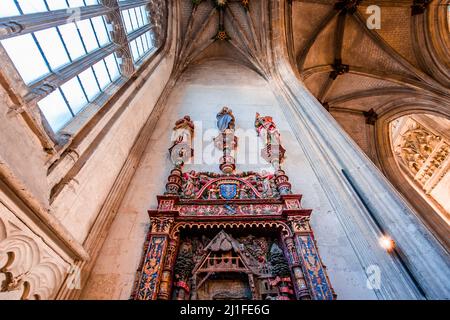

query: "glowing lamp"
xmin=379 ymin=235 xmax=395 ymax=252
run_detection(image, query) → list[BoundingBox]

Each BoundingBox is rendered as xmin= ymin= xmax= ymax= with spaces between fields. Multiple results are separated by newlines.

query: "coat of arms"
xmin=219 ymin=183 xmax=237 ymax=200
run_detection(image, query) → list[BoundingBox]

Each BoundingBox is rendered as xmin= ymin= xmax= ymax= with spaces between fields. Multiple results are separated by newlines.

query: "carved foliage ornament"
xmin=150 ymin=217 xmax=174 ymax=234
xmin=288 ymin=216 xmax=311 ymax=233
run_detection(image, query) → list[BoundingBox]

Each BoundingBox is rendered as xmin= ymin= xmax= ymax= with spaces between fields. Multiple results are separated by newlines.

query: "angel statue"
xmin=255 ymin=113 xmax=286 ymax=168
xmin=171 ymin=115 xmax=194 ymax=145
xmin=255 ymin=113 xmax=281 ymax=146
xmin=216 ymin=106 xmax=235 ymax=132
xmin=169 ymin=115 xmax=194 ymax=167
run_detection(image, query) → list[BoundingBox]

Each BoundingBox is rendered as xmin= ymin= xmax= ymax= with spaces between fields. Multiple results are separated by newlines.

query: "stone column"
xmin=269 ymin=0 xmax=450 ymax=299
xmin=134 ymin=217 xmax=174 ymax=300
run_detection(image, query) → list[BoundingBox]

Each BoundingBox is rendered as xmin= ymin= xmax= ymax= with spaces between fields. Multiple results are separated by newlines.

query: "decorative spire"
xmin=255 ymin=113 xmax=290 ymax=194
xmin=166 ymin=116 xmax=195 ymax=195
xmin=254 ymin=113 xmax=286 ymax=170
xmin=214 ymin=106 xmax=238 ymax=174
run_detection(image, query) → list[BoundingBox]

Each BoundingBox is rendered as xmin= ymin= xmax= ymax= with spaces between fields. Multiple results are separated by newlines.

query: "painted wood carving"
xmin=131 ymin=109 xmax=336 ymax=300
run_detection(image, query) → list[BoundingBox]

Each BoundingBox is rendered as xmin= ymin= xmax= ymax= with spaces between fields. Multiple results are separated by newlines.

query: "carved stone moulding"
xmin=0 ymin=211 xmax=69 ymax=300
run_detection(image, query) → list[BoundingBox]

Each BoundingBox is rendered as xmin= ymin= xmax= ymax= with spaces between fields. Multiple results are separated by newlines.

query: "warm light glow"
xmin=379 ymin=236 xmax=395 ymax=252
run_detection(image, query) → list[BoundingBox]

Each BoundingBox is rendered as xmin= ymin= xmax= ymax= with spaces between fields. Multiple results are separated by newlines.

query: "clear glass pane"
xmin=45 ymin=0 xmax=68 ymax=11
xmin=0 ymin=0 xmax=20 ymax=18
xmin=76 ymin=19 xmax=98 ymax=53
xmin=142 ymin=35 xmax=149 ymax=52
xmin=38 ymin=90 xmax=73 ymax=132
xmin=84 ymin=0 xmax=99 ymax=5
xmin=67 ymin=0 xmax=86 ymax=8
xmin=145 ymin=32 xmax=153 ymax=49
xmin=92 ymin=60 xmax=110 ymax=90
xmin=60 ymin=77 xmax=88 ymax=114
xmin=130 ymin=40 xmax=139 ymax=62
xmin=140 ymin=7 xmax=149 ymax=24
xmin=17 ymin=0 xmax=47 ymax=14
xmin=91 ymin=16 xmax=110 ymax=47
xmin=35 ymin=28 xmax=70 ymax=70
xmin=136 ymin=36 xmax=144 ymax=56
xmin=78 ymin=67 xmax=100 ymax=101
xmin=1 ymin=34 xmax=50 ymax=84
xmin=129 ymin=9 xmax=139 ymax=31
xmin=121 ymin=10 xmax=133 ymax=34
xmin=104 ymin=54 xmax=120 ymax=81
xmin=135 ymin=8 xmax=144 ymax=28
xmin=58 ymin=23 xmax=86 ymax=61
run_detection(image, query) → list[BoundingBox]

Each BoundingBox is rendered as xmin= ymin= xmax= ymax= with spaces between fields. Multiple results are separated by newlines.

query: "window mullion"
xmin=0 ymin=5 xmax=112 ymax=41
xmin=101 ymin=0 xmax=135 ymax=78
xmin=118 ymin=0 xmax=151 ymax=11
xmin=25 ymin=42 xmax=119 ymax=104
xmin=127 ymin=24 xmax=152 ymax=42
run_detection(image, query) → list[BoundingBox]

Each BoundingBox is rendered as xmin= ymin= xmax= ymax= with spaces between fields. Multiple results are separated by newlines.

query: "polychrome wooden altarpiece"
xmin=131 ymin=108 xmax=336 ymax=300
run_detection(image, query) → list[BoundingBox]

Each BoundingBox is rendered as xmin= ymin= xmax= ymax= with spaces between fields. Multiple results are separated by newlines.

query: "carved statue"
xmin=169 ymin=116 xmax=195 ymax=167
xmin=172 ymin=115 xmax=194 ymax=144
xmin=182 ymin=170 xmax=199 ymax=198
xmin=254 ymin=113 xmax=286 ymax=169
xmin=268 ymin=242 xmax=294 ymax=300
xmin=216 ymin=106 xmax=235 ymax=132
xmin=260 ymin=170 xmax=275 ymax=197
xmin=255 ymin=113 xmax=281 ymax=146
xmin=173 ymin=241 xmax=195 ymax=300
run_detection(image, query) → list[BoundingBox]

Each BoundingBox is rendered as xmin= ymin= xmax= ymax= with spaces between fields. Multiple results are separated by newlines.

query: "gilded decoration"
xmin=132 ymin=110 xmax=335 ymax=300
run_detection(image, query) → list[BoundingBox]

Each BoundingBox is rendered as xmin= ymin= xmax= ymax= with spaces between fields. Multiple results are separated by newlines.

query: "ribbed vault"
xmin=290 ymin=0 xmax=450 ymax=117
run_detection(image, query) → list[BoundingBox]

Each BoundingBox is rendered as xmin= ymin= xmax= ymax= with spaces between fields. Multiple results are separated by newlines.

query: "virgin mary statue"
xmin=216 ymin=106 xmax=235 ymax=132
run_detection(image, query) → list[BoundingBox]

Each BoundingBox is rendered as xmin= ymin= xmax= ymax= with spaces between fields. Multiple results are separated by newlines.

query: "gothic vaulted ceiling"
xmin=173 ymin=0 xmax=273 ymax=78
xmin=174 ymin=0 xmax=450 ymax=119
xmin=294 ymin=0 xmax=450 ymax=118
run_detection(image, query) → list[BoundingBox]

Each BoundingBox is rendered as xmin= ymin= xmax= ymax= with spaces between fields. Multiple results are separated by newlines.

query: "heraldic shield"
xmin=219 ymin=183 xmax=237 ymax=200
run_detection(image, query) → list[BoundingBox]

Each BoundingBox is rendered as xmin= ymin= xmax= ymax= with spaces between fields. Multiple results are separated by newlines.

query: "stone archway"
xmin=375 ymin=102 xmax=450 ymax=250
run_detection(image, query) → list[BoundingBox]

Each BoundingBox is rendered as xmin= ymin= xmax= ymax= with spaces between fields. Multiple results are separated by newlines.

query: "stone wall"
xmin=81 ymin=59 xmax=378 ymax=300
xmin=330 ymin=110 xmax=378 ymax=164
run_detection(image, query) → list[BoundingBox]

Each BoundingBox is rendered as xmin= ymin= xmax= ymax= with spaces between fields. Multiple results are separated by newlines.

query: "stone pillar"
xmin=287 ymin=216 xmax=335 ymax=300
xmin=134 ymin=217 xmax=174 ymax=300
xmin=269 ymin=0 xmax=450 ymax=299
